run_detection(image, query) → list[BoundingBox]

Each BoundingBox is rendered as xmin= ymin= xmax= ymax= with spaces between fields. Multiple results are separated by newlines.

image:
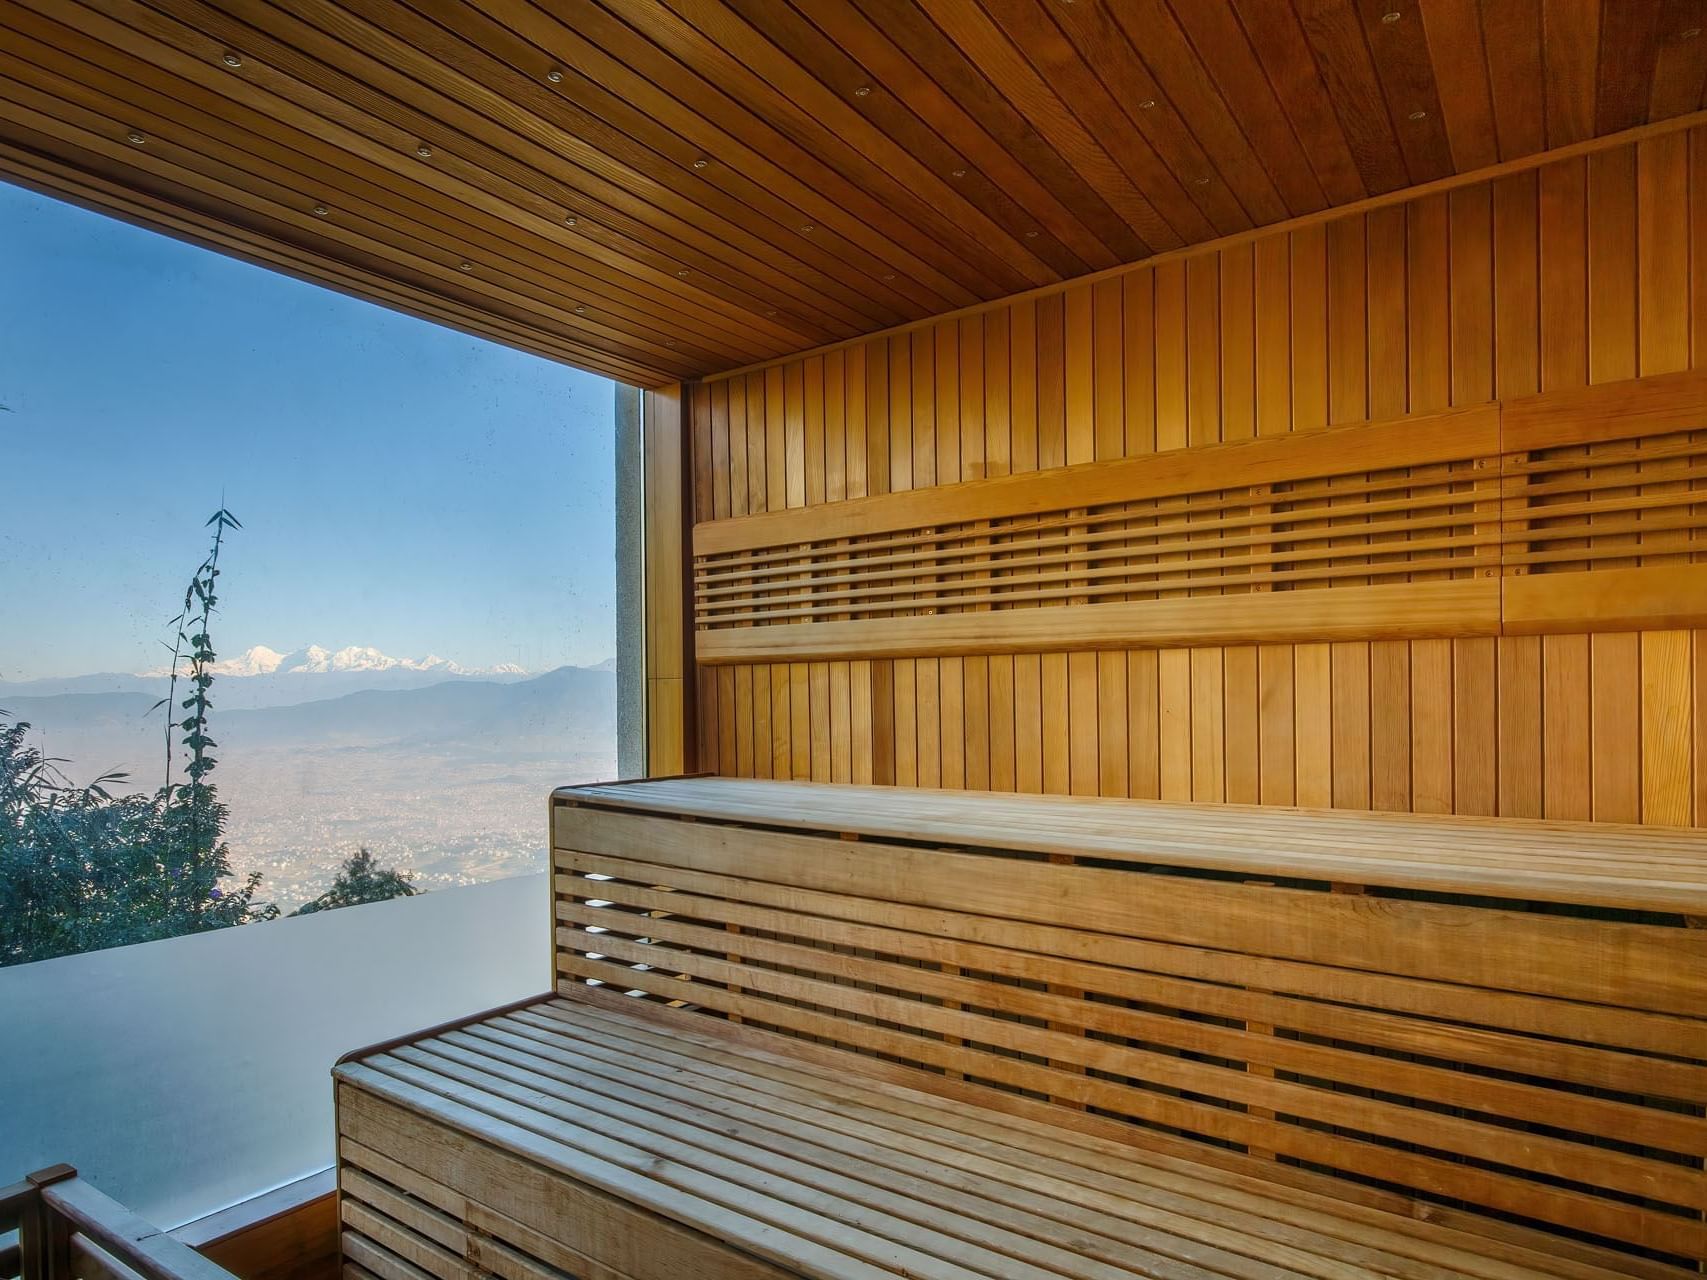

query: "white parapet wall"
xmin=0 ymin=873 xmax=548 ymax=1229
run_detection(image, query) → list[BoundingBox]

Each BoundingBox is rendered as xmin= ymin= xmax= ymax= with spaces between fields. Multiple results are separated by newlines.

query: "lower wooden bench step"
xmin=333 ymin=995 xmax=1656 ymax=1280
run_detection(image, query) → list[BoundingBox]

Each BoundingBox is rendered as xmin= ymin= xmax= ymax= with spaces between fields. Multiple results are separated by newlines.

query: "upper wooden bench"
xmin=334 ymin=779 xmax=1707 ymax=1280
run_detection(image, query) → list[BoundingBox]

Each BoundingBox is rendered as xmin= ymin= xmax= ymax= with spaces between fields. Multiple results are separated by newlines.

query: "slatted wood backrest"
xmin=551 ymin=782 xmax=1707 ymax=1271
xmin=694 ymin=370 xmax=1707 ymax=662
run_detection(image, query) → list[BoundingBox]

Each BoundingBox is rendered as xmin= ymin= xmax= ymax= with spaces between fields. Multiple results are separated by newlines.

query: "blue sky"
xmin=0 ymin=180 xmax=616 ymax=681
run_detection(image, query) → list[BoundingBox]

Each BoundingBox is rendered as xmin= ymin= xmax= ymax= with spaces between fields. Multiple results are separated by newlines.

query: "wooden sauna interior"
xmin=651 ymin=128 xmax=1707 ymax=826
xmin=4 ymin=2 xmax=1704 ymax=816
xmin=4 ymin=4 xmax=1707 ymax=1278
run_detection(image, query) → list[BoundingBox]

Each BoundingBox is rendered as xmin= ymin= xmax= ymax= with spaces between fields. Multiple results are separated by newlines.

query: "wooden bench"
xmin=334 ymin=778 xmax=1707 ymax=1280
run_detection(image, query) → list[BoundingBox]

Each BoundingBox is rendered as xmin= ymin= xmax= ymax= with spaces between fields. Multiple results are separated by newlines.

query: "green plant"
xmin=291 ymin=847 xmax=419 ymax=915
xmin=153 ymin=507 xmax=246 ymax=874
xmin=0 ymin=711 xmax=272 ymax=964
xmin=0 ymin=508 xmax=275 ymax=967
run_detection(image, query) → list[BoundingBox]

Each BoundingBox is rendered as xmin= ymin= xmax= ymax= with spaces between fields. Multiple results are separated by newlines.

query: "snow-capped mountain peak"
xmin=213 ymin=644 xmax=289 ymax=676
xmin=285 ymin=645 xmax=394 ymax=674
xmin=146 ymin=645 xmax=528 ymax=678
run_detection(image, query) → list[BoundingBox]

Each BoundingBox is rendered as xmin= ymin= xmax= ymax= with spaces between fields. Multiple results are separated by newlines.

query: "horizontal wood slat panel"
xmin=697 ymin=582 xmax=1498 ymax=663
xmin=694 ymin=404 xmax=1504 ymax=555
xmin=558 ymin=776 xmax=1707 ymax=916
xmin=1505 ymin=566 xmax=1707 ymax=633
xmin=691 ymin=372 xmax=1707 ymax=660
xmin=546 ymin=783 xmax=1707 ymax=1268
xmin=553 ymin=800 xmax=1706 ymax=1014
xmin=337 ymin=1086 xmax=799 ymax=1280
xmin=337 ymin=993 xmax=1671 ymax=1280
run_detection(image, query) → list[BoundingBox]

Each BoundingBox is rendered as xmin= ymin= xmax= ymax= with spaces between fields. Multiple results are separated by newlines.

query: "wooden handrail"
xmin=0 ymin=1168 xmax=235 ymax=1280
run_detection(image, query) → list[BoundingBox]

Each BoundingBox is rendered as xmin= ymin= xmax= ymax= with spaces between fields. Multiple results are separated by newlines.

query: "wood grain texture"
xmin=528 ymin=783 xmax=1707 ymax=1269
xmin=691 ymin=368 xmax=1707 ymax=651
xmin=644 ymin=385 xmax=689 ymax=776
xmin=1 ymin=5 xmax=1703 ymax=384
xmin=335 ymin=991 xmax=1682 ymax=1280
xmin=562 ymin=776 xmax=1707 ymax=916
xmin=689 ymin=131 xmax=1707 ymax=825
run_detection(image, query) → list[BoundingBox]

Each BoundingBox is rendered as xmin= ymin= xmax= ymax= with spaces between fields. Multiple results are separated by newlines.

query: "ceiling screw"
xmin=1138 ymin=99 xmax=1156 ymax=109
xmin=564 ymin=215 xmax=578 ymax=226
xmin=677 ymin=268 xmax=689 ymax=277
xmin=458 ymin=261 xmax=474 ymax=271
xmin=221 ymin=52 xmax=243 ymax=68
xmin=1024 ymin=229 xmax=1039 ymax=238
xmin=882 ymin=272 xmax=896 ymax=280
xmin=1682 ymin=27 xmax=1702 ymax=38
xmin=800 ymin=224 xmax=814 ymax=232
xmin=692 ymin=158 xmax=709 ymax=170
xmin=574 ymin=305 xmax=587 ymax=314
xmin=126 ymin=131 xmax=146 ymax=146
xmin=415 ymin=143 xmax=433 ymax=158
xmin=1408 ymin=109 xmax=1428 ymax=120
xmin=950 ymin=168 xmax=966 ymax=178
xmin=765 ymin=308 xmax=777 ymax=316
xmin=545 ymin=69 xmax=563 ymax=83
xmin=853 ymin=86 xmax=871 ymax=97
xmin=312 ymin=204 xmax=329 ymax=216
xmin=1193 ymin=176 xmax=1210 ymax=185
xmin=1381 ymin=10 xmax=1401 ymax=22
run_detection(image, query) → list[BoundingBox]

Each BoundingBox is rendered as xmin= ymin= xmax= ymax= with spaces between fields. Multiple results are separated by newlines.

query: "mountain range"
xmin=3 ymin=663 xmax=617 ymax=782
xmin=0 ymin=645 xmax=601 ymax=711
xmin=176 ymin=644 xmax=529 ymax=678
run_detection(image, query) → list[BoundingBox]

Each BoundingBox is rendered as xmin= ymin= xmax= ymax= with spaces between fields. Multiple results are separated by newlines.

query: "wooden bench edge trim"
xmin=335 ymin=1067 xmax=896 ymax=1280
xmin=550 ymin=771 xmax=715 ymax=805
xmin=333 ymin=992 xmax=556 ymax=1069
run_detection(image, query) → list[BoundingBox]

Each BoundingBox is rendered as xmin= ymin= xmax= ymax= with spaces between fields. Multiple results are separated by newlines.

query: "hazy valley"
xmin=2 ymin=653 xmax=617 ymax=911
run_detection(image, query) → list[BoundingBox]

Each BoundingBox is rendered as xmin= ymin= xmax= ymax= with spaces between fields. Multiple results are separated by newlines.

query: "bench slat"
xmin=543 ymin=783 xmax=1707 ymax=1269
xmin=553 ymin=899 xmax=1704 ymax=1157
xmin=454 ymin=1021 xmax=1367 ymax=1280
xmin=514 ymin=1001 xmax=1679 ymax=1280
xmin=383 ymin=1040 xmax=1269 ymax=1280
xmin=552 ymin=952 xmax=1705 ymax=1258
xmin=553 ymin=858 xmax=1706 ymax=1100
xmin=555 ymin=804 xmax=1707 ymax=1016
xmin=480 ymin=1009 xmax=1535 ymax=1280
xmin=337 ymin=998 xmax=1648 ymax=1280
xmin=339 ymin=1138 xmax=648 ymax=1280
xmin=340 ymin=1068 xmax=880 ymax=1280
xmin=559 ymin=778 xmax=1707 ymax=915
xmin=540 ymin=994 xmax=1696 ymax=1280
xmin=340 ymin=780 xmax=1707 ymax=1280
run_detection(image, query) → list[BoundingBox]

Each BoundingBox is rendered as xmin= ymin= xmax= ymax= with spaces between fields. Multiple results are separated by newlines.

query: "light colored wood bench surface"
xmin=564 ymin=777 xmax=1707 ymax=916
xmin=336 ymin=779 xmax=1706 ymax=1279
xmin=335 ymin=995 xmax=1658 ymax=1280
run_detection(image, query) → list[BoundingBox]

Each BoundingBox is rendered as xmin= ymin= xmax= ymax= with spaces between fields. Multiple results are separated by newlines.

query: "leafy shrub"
xmin=1 ymin=509 xmax=273 ymax=965
xmin=0 ymin=720 xmax=269 ymax=964
xmin=1 ymin=507 xmax=424 ymax=967
xmin=291 ymin=848 xmax=418 ymax=915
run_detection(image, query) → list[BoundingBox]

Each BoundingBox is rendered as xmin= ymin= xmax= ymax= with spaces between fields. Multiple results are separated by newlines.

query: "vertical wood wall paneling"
xmin=685 ymin=129 xmax=1706 ymax=825
xmin=643 ymin=384 xmax=688 ymax=774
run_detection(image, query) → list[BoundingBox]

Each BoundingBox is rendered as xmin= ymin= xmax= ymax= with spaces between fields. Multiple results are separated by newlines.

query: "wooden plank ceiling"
xmin=1 ymin=1 xmax=1703 ymax=387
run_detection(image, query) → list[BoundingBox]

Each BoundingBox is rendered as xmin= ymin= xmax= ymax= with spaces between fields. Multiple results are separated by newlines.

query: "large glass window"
xmin=1 ymin=179 xmax=620 ymax=962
